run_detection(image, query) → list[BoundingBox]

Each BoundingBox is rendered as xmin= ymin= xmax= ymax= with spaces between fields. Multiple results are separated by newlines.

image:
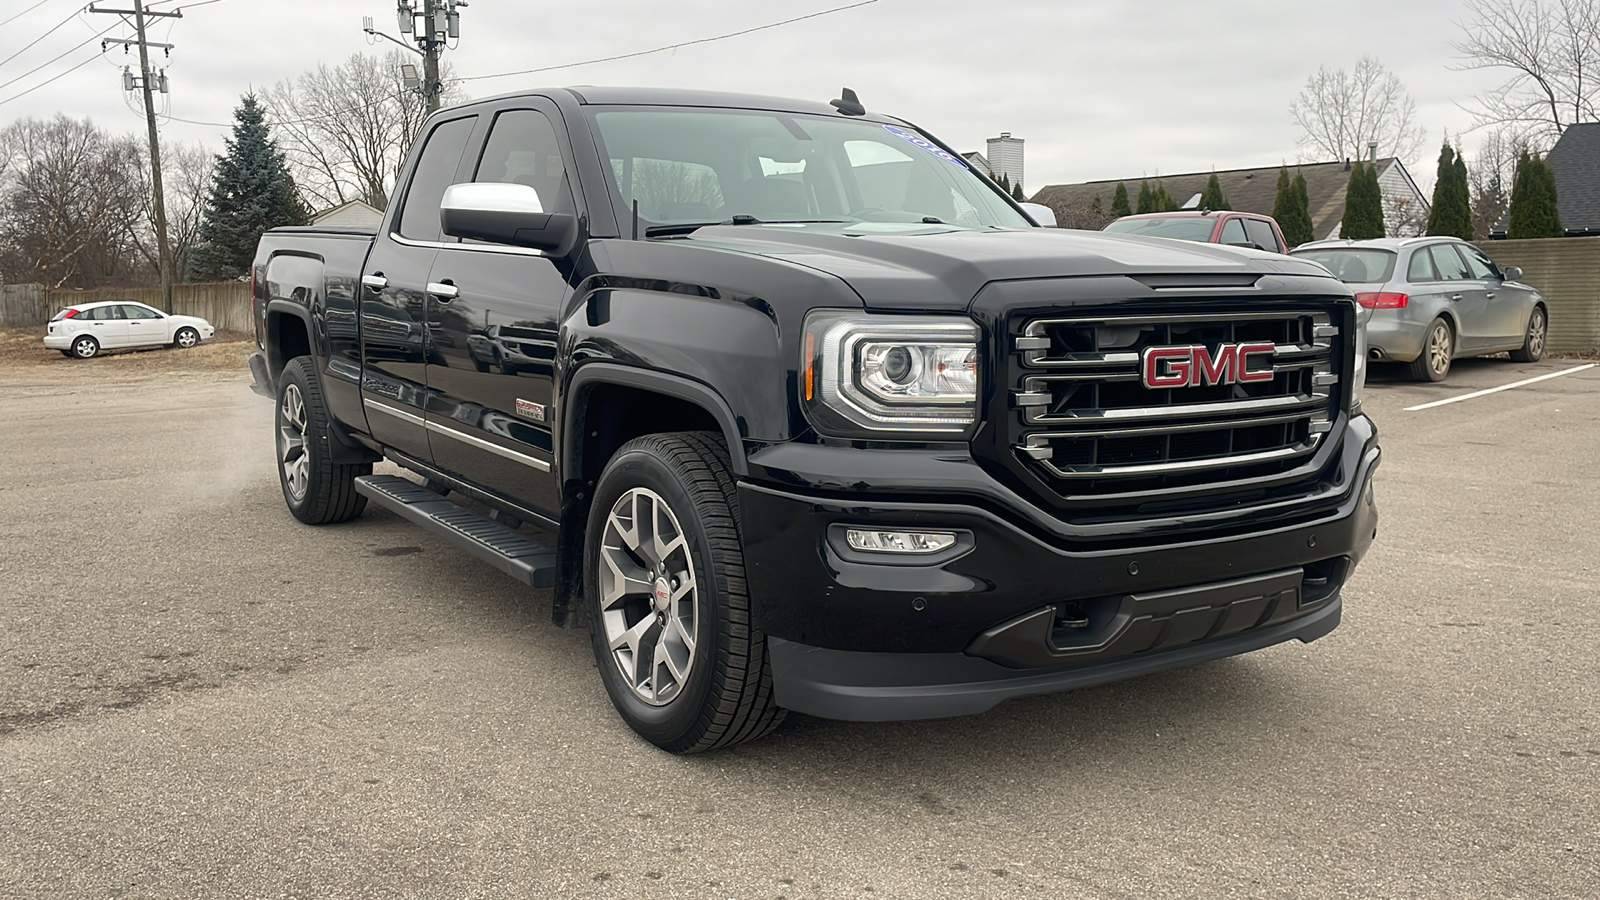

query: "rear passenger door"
xmin=358 ymin=113 xmax=479 ymax=464
xmin=82 ymin=305 xmax=130 ymax=347
xmin=1457 ymin=244 xmax=1526 ymax=344
xmin=1426 ymin=243 xmax=1491 ymax=351
xmin=422 ymin=102 xmax=574 ymax=519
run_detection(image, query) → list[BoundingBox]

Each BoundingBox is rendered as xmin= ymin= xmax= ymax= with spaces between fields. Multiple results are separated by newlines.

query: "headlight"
xmin=802 ymin=312 xmax=980 ymax=437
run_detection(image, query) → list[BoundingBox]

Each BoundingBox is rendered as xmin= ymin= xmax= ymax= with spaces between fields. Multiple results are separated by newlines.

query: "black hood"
xmin=676 ymin=224 xmax=1337 ymax=311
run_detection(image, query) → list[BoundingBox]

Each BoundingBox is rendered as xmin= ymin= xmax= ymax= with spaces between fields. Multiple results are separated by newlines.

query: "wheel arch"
xmin=552 ymin=363 xmax=748 ymax=628
xmin=265 ymin=300 xmax=313 ymax=376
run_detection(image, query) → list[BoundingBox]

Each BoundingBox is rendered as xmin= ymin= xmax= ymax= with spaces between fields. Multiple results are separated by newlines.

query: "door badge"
xmin=515 ymin=399 xmax=546 ymax=422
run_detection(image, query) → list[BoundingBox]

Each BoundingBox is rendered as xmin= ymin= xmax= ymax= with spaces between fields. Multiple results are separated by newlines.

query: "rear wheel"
xmin=1408 ymin=318 xmax=1453 ymax=382
xmin=1509 ymin=306 xmax=1546 ymax=362
xmin=276 ymin=356 xmax=370 ymax=525
xmin=173 ymin=327 xmax=200 ymax=349
xmin=70 ymin=335 xmax=100 ymax=359
xmin=586 ymin=432 xmax=784 ymax=753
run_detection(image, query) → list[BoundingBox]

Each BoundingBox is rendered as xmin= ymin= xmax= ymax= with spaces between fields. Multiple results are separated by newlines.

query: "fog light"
xmin=844 ymin=529 xmax=958 ymax=554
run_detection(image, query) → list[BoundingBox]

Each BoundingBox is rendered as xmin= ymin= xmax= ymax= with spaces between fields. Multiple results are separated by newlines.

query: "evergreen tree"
xmin=1199 ymin=172 xmax=1230 ymax=210
xmin=1507 ymin=151 xmax=1563 ymax=239
xmin=1289 ymin=171 xmax=1315 ymax=244
xmin=1011 ymin=180 xmax=1025 ymax=201
xmin=1153 ymin=181 xmax=1178 ymax=212
xmin=190 ymin=95 xmax=309 ymax=281
xmin=1110 ymin=182 xmax=1131 ymax=218
xmin=1136 ymin=180 xmax=1155 ymax=214
xmin=1340 ymin=161 xmax=1385 ymax=239
xmin=1425 ymin=143 xmax=1473 ymax=240
xmin=1272 ymin=166 xmax=1294 ymax=229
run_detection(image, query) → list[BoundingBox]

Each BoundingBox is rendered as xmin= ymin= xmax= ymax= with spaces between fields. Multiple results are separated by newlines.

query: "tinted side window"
xmin=87 ymin=305 xmax=124 ymax=321
xmin=1459 ymin=245 xmax=1500 ymax=279
xmin=122 ymin=305 xmax=161 ymax=319
xmin=1406 ymin=251 xmax=1437 ymax=282
xmin=474 ymin=110 xmax=575 ymax=216
xmin=397 ymin=116 xmax=478 ymax=242
xmin=1428 ymin=245 xmax=1472 ymax=281
xmin=1219 ymin=218 xmax=1247 ymax=244
xmin=1243 ymin=218 xmax=1280 ymax=251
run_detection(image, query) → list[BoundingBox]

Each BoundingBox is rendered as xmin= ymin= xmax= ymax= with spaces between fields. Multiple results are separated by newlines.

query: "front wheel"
xmin=173 ymin=327 xmax=200 ymax=349
xmin=1509 ymin=307 xmax=1546 ymax=362
xmin=276 ymin=357 xmax=370 ymax=525
xmin=586 ymin=432 xmax=784 ymax=753
xmin=1409 ymin=318 xmax=1453 ymax=382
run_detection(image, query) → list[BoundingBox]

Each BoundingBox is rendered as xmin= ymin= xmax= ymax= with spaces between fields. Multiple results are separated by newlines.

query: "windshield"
xmin=589 ymin=108 xmax=1031 ymax=230
xmin=1290 ymin=248 xmax=1397 ymax=283
xmin=1102 ymin=216 xmax=1218 ymax=242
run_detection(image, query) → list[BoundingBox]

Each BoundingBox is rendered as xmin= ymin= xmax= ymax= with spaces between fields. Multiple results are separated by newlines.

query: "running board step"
xmin=354 ymin=474 xmax=557 ymax=588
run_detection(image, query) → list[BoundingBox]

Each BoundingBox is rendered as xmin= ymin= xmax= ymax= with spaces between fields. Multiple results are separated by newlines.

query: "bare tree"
xmin=126 ymin=141 xmax=212 ymax=282
xmin=265 ymin=50 xmax=466 ymax=212
xmin=1046 ymin=195 xmax=1115 ymax=231
xmin=1455 ymin=0 xmax=1600 ymax=142
xmin=1290 ymin=56 xmax=1427 ymax=167
xmin=1466 ymin=125 xmax=1544 ymax=237
xmin=0 ymin=116 xmax=145 ymax=289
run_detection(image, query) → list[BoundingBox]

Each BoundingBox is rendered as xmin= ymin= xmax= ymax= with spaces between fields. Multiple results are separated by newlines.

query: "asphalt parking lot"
xmin=1 ymin=352 xmax=1597 ymax=899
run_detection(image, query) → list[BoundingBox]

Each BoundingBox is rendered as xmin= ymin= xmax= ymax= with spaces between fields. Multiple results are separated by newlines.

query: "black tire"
xmin=173 ymin=327 xmax=200 ymax=349
xmin=59 ymin=350 xmax=73 ymax=358
xmin=275 ymin=356 xmax=370 ymax=525
xmin=1408 ymin=317 xmax=1453 ymax=382
xmin=1509 ymin=306 xmax=1546 ymax=362
xmin=585 ymin=432 xmax=784 ymax=753
xmin=70 ymin=335 xmax=99 ymax=359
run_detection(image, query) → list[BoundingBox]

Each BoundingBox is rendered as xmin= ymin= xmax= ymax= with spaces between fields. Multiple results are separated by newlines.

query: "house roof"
xmin=312 ymin=200 xmax=384 ymax=227
xmin=1031 ymin=159 xmax=1415 ymax=240
xmin=1545 ymin=122 xmax=1600 ymax=235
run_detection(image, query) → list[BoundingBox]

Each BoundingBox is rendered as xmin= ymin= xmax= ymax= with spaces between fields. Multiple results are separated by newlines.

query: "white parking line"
xmin=1405 ymin=363 xmax=1597 ymax=411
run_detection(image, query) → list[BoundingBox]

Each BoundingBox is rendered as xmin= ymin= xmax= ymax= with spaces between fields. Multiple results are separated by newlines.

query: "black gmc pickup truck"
xmin=249 ymin=86 xmax=1380 ymax=753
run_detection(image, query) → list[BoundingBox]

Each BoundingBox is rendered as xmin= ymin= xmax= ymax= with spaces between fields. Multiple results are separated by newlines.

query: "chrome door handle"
xmin=427 ymin=282 xmax=460 ymax=302
xmin=1485 ymin=292 xmax=1496 ymax=300
xmin=361 ymin=274 xmax=388 ymax=292
xmin=1450 ymin=293 xmax=1463 ymax=302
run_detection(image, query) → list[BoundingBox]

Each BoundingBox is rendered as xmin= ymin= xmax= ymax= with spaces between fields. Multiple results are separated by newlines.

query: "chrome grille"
xmin=1010 ymin=309 xmax=1341 ymax=489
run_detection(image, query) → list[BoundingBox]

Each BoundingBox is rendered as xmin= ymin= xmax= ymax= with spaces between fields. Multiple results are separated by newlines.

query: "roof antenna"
xmin=830 ymin=87 xmax=866 ymax=116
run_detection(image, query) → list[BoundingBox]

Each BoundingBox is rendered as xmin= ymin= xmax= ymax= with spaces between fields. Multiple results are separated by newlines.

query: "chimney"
xmin=1344 ymin=157 xmax=1351 ymax=171
xmin=1369 ymin=141 xmax=1378 ymax=167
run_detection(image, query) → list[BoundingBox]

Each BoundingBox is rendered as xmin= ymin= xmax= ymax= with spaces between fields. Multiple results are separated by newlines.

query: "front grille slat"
xmin=1009 ymin=306 xmax=1345 ymax=502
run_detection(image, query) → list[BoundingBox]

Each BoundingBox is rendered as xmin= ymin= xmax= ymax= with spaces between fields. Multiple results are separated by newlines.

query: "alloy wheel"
xmin=73 ymin=337 xmax=97 ymax=359
xmin=177 ymin=328 xmax=198 ymax=348
xmin=1427 ymin=322 xmax=1451 ymax=377
xmin=1528 ymin=311 xmax=1546 ymax=358
xmin=598 ymin=487 xmax=699 ymax=706
xmin=278 ymin=383 xmax=310 ymax=502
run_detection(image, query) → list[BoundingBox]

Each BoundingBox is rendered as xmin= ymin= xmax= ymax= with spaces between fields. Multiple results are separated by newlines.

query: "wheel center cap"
xmin=652 ymin=578 xmax=672 ymax=612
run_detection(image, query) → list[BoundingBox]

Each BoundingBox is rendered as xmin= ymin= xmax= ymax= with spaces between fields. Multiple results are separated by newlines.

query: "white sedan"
xmin=43 ymin=300 xmax=216 ymax=360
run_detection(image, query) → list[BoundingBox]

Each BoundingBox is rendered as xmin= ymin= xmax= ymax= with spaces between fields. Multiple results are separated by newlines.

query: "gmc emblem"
xmin=1141 ymin=343 xmax=1276 ymax=388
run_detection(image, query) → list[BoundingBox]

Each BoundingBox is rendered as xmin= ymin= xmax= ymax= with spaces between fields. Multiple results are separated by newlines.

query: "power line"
xmin=0 ymin=20 xmax=115 ymax=92
xmin=0 ymin=4 xmax=90 ymax=71
xmin=0 ymin=0 xmax=63 ymax=30
xmin=455 ymin=0 xmax=881 ymax=83
xmin=161 ymin=0 xmax=881 ymax=129
xmin=0 ymin=47 xmax=98 ymax=105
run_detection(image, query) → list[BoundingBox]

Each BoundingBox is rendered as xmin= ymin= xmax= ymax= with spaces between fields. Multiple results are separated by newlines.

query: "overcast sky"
xmin=1 ymin=0 xmax=1507 ymax=192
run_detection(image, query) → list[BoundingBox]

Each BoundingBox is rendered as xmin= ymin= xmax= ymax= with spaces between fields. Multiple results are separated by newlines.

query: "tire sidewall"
xmin=586 ymin=445 xmax=723 ymax=745
xmin=1429 ymin=320 xmax=1452 ymax=381
xmin=1526 ymin=308 xmax=1545 ymax=361
xmin=276 ymin=361 xmax=324 ymax=521
xmin=72 ymin=336 xmax=99 ymax=359
xmin=176 ymin=327 xmax=199 ymax=349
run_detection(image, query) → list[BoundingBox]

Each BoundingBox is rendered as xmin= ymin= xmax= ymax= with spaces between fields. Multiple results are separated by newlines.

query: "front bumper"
xmin=740 ymin=418 xmax=1380 ymax=721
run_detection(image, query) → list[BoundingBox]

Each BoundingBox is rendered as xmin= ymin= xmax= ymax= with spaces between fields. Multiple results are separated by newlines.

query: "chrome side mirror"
xmin=1502 ymin=265 xmax=1523 ymax=282
xmin=441 ymin=182 xmax=577 ymax=254
xmin=1019 ymin=202 xmax=1057 ymax=228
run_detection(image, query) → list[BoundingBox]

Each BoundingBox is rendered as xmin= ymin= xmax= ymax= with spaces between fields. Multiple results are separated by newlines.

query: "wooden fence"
xmin=0 ymin=282 xmax=253 ymax=333
xmin=1476 ymin=237 xmax=1600 ymax=354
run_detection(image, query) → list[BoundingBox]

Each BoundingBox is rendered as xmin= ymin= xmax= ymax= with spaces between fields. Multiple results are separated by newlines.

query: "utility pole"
xmin=92 ymin=1 xmax=181 ymax=313
xmin=383 ymin=0 xmax=465 ymax=114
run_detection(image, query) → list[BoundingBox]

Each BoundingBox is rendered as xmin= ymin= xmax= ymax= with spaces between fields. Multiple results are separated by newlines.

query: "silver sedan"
xmin=1291 ymin=237 xmax=1547 ymax=382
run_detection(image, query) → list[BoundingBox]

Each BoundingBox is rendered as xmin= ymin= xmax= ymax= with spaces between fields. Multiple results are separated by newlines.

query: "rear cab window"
xmin=1290 ymin=248 xmax=1397 ymax=283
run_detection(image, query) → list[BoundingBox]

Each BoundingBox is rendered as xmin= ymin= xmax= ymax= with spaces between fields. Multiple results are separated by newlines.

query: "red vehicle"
xmin=1103 ymin=210 xmax=1290 ymax=254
